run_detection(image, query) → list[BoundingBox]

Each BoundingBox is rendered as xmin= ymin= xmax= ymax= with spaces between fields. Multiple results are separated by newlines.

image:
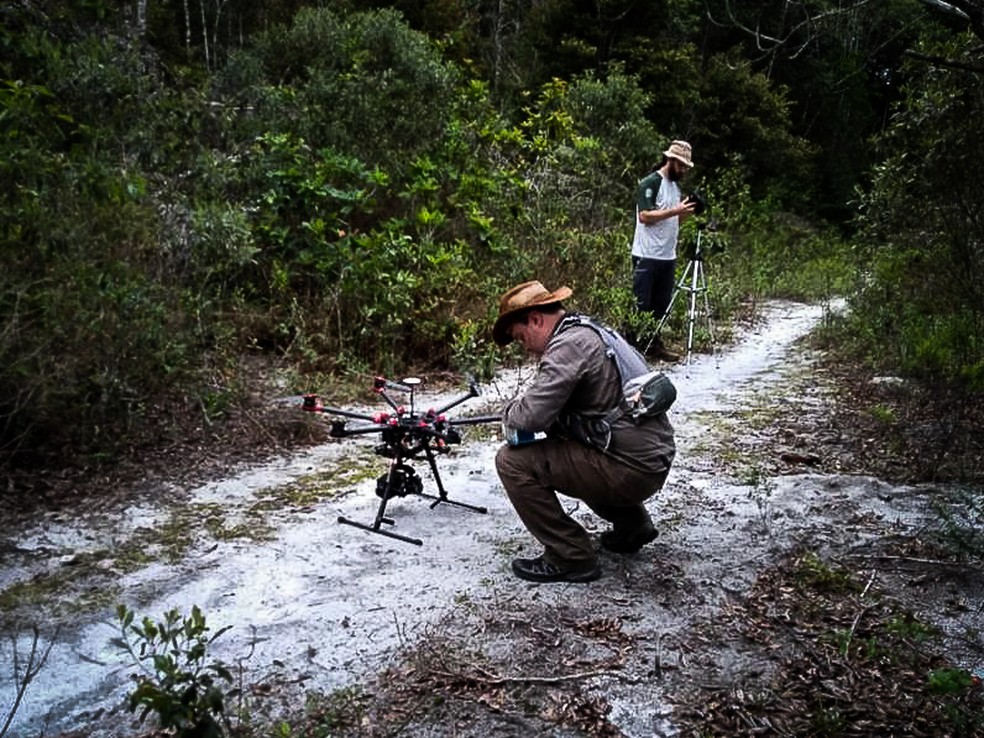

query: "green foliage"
xmin=792 ymin=552 xmax=857 ymax=594
xmin=867 ymin=404 xmax=896 ymax=425
xmin=500 ymin=70 xmax=664 ymax=331
xmin=116 ymin=604 xmax=234 ymax=738
xmin=0 ymin=0 xmax=935 ymax=471
xmin=210 ymin=9 xmax=531 ymax=371
xmin=932 ymin=485 xmax=984 ymax=560
xmin=851 ymin=33 xmax=984 ymax=385
xmin=298 ymin=686 xmax=370 ymax=737
xmin=689 ymin=52 xmax=818 ymax=206
xmin=670 ymin=157 xmax=855 ymax=321
xmin=222 ymin=8 xmax=459 ymax=174
xmin=928 ymin=668 xmax=977 ymax=696
xmin=451 ymin=319 xmax=499 ymax=381
xmin=0 ymin=30 xmax=211 ymax=462
xmin=885 ymin=613 xmax=936 ymax=643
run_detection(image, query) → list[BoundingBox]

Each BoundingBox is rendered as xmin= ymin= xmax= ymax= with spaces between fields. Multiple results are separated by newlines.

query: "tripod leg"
xmin=685 ymin=259 xmax=702 ymax=364
xmin=652 ymin=261 xmax=693 ymax=351
xmin=696 ymin=261 xmax=718 ymax=366
xmin=655 ymin=267 xmax=687 ymax=333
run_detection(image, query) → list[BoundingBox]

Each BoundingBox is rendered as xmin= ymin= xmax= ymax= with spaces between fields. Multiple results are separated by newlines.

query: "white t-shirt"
xmin=631 ymin=172 xmax=681 ymax=260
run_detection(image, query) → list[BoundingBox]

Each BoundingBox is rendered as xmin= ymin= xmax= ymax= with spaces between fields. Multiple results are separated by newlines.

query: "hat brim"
xmin=492 ymin=286 xmax=572 ymax=346
xmin=664 ymin=151 xmax=693 ymax=168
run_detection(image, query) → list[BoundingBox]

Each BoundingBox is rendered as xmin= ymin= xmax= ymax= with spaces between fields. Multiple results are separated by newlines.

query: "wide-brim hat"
xmin=493 ymin=280 xmax=573 ymax=346
xmin=663 ymin=140 xmax=693 ymax=168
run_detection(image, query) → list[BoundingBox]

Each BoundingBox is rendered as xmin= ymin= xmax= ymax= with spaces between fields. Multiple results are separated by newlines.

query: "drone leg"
xmin=337 ymin=458 xmax=425 ymax=545
xmin=419 ymin=445 xmax=487 ymax=514
xmin=337 ymin=513 xmax=424 ymax=546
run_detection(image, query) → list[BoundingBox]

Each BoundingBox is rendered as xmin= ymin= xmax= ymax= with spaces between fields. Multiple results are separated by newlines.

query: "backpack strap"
xmin=556 ymin=314 xmax=651 ymax=427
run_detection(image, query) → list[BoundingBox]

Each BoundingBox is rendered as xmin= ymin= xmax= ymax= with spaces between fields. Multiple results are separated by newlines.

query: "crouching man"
xmin=493 ymin=280 xmax=675 ymax=583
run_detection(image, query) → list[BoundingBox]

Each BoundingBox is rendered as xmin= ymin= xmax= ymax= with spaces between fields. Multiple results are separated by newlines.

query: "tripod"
xmin=652 ymin=224 xmax=717 ymax=365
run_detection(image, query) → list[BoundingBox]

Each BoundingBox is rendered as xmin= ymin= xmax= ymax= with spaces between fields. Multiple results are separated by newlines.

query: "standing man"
xmin=631 ymin=140 xmax=697 ymax=361
xmin=492 ymin=280 xmax=675 ymax=583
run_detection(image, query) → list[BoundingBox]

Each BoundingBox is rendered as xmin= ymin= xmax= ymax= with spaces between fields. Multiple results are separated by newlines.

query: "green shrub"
xmin=116 ymin=604 xmax=234 ymax=738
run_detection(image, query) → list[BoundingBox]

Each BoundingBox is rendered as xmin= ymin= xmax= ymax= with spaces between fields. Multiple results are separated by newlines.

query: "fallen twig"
xmin=841 ymin=571 xmax=876 ymax=657
xmin=845 ymin=554 xmax=980 ymax=569
xmin=433 ymin=665 xmax=634 ymax=686
xmin=654 ymin=631 xmax=667 ymax=680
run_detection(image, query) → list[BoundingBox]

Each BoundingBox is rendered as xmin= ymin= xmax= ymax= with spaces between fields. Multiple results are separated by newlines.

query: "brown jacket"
xmin=502 ymin=318 xmax=675 ymax=474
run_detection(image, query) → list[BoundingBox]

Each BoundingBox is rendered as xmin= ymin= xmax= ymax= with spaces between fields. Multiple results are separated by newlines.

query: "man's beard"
xmin=666 ymin=166 xmax=683 ymax=182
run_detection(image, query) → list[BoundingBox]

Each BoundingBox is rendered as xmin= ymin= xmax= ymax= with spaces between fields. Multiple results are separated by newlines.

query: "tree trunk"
xmin=136 ymin=0 xmax=147 ymax=39
xmin=200 ymin=0 xmax=210 ymax=70
xmin=183 ymin=0 xmax=192 ymax=58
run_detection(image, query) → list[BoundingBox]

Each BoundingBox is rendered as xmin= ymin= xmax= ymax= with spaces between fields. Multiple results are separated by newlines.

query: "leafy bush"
xmin=221 ymin=8 xmax=458 ymax=176
xmin=852 ymin=35 xmax=984 ymax=385
xmin=0 ymin=33 xmax=208 ymax=462
xmin=116 ymin=604 xmax=234 ymax=738
xmin=0 ymin=3 xmax=863 ymax=470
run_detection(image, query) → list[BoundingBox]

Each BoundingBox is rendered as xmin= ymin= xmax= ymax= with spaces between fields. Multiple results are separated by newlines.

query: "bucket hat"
xmin=663 ymin=140 xmax=693 ymax=168
xmin=493 ymin=280 xmax=572 ymax=346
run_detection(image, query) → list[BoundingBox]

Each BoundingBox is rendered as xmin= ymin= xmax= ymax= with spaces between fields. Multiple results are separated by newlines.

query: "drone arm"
xmin=328 ymin=422 xmax=387 ymax=438
xmin=374 ymin=376 xmax=414 ymax=393
xmin=449 ymin=414 xmax=502 ymax=426
xmin=376 ymin=390 xmax=402 ymax=413
xmin=312 ymin=406 xmax=377 ymax=422
xmin=433 ymin=382 xmax=481 ymax=416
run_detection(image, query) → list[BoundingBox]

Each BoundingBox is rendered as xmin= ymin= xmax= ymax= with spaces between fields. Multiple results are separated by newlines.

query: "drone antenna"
xmin=402 ymin=377 xmax=422 ymax=414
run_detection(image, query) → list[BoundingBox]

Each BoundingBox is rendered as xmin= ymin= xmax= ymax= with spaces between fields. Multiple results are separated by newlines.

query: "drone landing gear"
xmin=338 ymin=446 xmax=487 ymax=546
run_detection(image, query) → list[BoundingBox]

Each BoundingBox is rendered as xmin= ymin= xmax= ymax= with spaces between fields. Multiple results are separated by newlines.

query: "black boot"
xmin=511 ymin=555 xmax=601 ymax=583
xmin=650 ymin=336 xmax=681 ymax=362
xmin=600 ymin=524 xmax=658 ymax=554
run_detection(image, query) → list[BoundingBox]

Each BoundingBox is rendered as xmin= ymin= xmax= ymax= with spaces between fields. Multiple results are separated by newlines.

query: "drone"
xmin=302 ymin=376 xmax=500 ymax=545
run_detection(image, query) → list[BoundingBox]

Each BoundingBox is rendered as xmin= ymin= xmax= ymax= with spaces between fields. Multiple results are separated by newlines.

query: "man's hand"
xmin=675 ymin=197 xmax=697 ymax=222
xmin=679 ymin=196 xmax=699 ymax=216
xmin=639 ymin=199 xmax=695 ymax=224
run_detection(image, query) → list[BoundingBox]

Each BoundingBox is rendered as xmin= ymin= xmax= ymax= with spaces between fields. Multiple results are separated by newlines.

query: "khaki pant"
xmin=495 ymin=439 xmax=670 ymax=566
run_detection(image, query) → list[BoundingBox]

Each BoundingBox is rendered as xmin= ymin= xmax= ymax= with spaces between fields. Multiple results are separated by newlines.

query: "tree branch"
xmin=903 ymin=48 xmax=984 ymax=74
xmin=917 ymin=0 xmax=984 ymax=43
xmin=2 ymin=626 xmax=58 ymax=737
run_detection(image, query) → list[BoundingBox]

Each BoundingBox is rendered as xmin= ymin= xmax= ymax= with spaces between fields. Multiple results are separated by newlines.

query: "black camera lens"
xmin=687 ymin=191 xmax=707 ymax=216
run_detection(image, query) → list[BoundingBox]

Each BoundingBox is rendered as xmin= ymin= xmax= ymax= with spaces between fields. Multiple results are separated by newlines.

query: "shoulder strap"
xmin=556 ymin=314 xmax=651 ymax=426
xmin=558 ymin=314 xmax=649 ymax=384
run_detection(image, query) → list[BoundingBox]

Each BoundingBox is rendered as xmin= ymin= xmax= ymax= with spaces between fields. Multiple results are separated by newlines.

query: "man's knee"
xmin=494 ymin=443 xmax=513 ymax=472
xmin=495 ymin=443 xmax=528 ymax=486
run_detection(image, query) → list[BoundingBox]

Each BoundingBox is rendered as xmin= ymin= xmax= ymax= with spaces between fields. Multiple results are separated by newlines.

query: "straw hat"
xmin=492 ymin=280 xmax=572 ymax=346
xmin=663 ymin=140 xmax=694 ymax=168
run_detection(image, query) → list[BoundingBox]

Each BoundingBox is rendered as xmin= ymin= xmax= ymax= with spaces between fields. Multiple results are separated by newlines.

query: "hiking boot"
xmin=649 ymin=338 xmax=681 ymax=363
xmin=511 ymin=556 xmax=601 ymax=583
xmin=600 ymin=525 xmax=658 ymax=554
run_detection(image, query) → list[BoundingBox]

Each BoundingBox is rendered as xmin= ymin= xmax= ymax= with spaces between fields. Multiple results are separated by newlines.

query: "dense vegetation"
xmin=1 ymin=0 xmax=982 ymax=475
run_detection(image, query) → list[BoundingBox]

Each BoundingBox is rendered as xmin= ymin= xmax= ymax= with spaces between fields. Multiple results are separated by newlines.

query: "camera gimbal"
xmin=303 ymin=376 xmax=500 ymax=545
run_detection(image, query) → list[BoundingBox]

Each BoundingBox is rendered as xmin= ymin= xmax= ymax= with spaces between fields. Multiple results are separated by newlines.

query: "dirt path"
xmin=1 ymin=300 xmax=981 ymax=737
